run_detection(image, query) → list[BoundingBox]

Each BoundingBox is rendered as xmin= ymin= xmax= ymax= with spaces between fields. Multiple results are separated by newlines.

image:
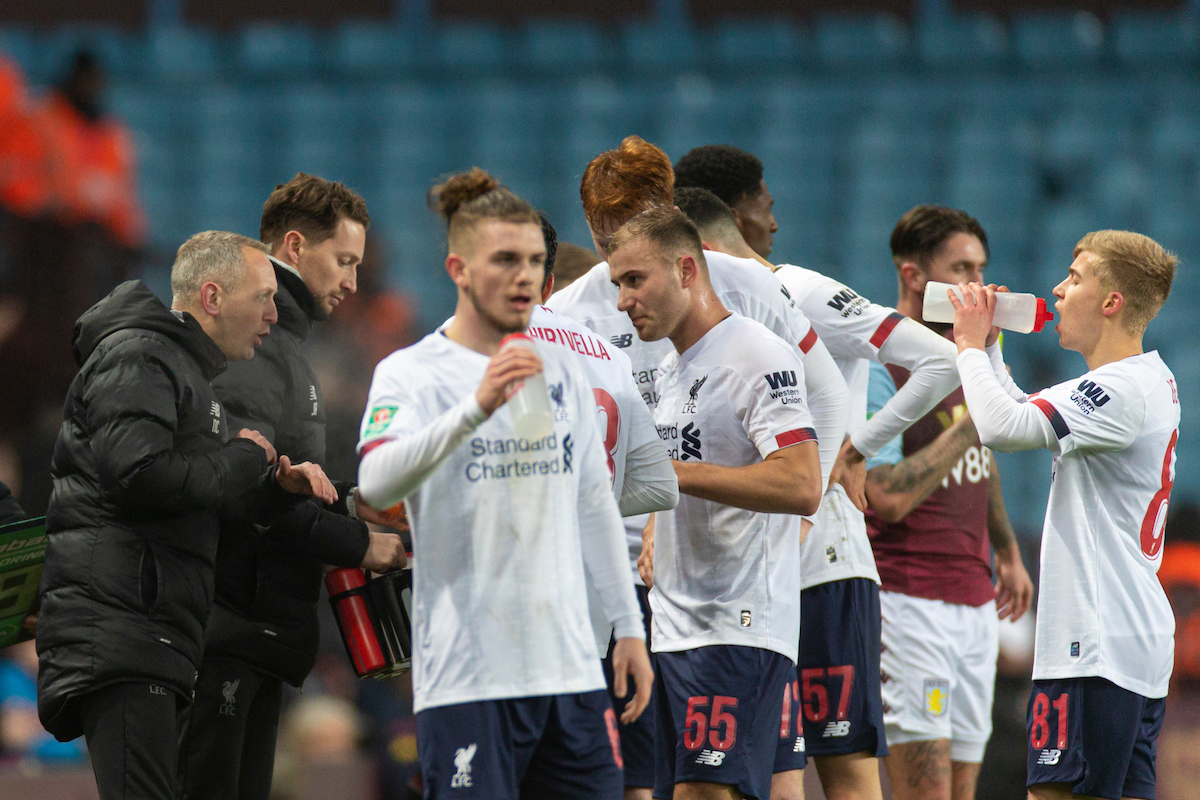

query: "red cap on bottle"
xmin=1033 ymin=298 xmax=1055 ymax=333
xmin=499 ymin=332 xmax=532 ymax=350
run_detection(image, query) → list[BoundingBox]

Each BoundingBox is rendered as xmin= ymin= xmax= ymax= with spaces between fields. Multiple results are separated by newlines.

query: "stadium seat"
xmin=813 ymin=15 xmax=910 ymax=67
xmin=434 ymin=24 xmax=509 ymax=74
xmin=1011 ymin=13 xmax=1104 ymax=67
xmin=916 ymin=14 xmax=1008 ymax=67
xmin=238 ymin=23 xmax=320 ymax=80
xmin=0 ymin=29 xmax=35 ymax=78
xmin=519 ymin=22 xmax=606 ymax=73
xmin=145 ymin=26 xmax=220 ymax=84
xmin=37 ymin=25 xmax=140 ymax=83
xmin=621 ymin=22 xmax=702 ymax=71
xmin=1112 ymin=12 xmax=1199 ymax=65
xmin=331 ymin=23 xmax=419 ymax=78
xmin=711 ymin=19 xmax=806 ymax=70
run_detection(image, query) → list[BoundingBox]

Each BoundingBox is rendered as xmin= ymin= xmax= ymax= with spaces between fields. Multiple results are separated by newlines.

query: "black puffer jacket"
xmin=204 ymin=260 xmax=369 ymax=686
xmin=37 ymin=281 xmax=271 ymax=741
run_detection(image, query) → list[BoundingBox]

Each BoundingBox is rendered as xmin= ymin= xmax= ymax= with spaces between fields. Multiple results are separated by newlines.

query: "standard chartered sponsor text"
xmin=465 ymin=433 xmax=569 ymax=482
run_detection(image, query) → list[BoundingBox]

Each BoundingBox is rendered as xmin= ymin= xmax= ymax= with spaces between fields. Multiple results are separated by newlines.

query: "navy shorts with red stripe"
xmin=416 ymin=690 xmax=623 ymax=800
xmin=653 ymin=645 xmax=793 ymax=800
xmin=797 ymin=577 xmax=888 ymax=758
xmin=1026 ymin=677 xmax=1163 ymax=800
xmin=602 ymin=584 xmax=656 ymax=788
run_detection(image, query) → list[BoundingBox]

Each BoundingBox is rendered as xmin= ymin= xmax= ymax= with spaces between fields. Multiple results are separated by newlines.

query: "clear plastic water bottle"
xmin=499 ymin=333 xmax=555 ymax=440
xmin=923 ymin=281 xmax=1055 ymax=334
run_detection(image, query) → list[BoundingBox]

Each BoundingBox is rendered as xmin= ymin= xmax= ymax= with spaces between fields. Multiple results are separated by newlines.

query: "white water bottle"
xmin=923 ymin=281 xmax=1055 ymax=334
xmin=499 ymin=333 xmax=555 ymax=441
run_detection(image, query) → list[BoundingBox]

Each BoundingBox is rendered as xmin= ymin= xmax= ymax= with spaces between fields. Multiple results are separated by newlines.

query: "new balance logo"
xmin=793 ymin=737 xmax=805 ymax=753
xmin=1037 ymin=749 xmax=1062 ymax=766
xmin=563 ymin=434 xmax=573 ymax=473
xmin=309 ymin=385 xmax=319 ymax=415
xmin=451 ymin=743 xmax=477 ymax=788
xmin=610 ymin=334 xmax=633 ymax=348
xmin=210 ymin=401 xmax=220 ymax=416
xmin=823 ymin=721 xmax=851 ymax=738
xmin=1076 ymin=380 xmax=1110 ymax=407
xmin=696 ymin=750 xmax=726 ymax=766
xmin=764 ymin=371 xmax=797 ymax=390
xmin=681 ymin=422 xmax=702 ymax=461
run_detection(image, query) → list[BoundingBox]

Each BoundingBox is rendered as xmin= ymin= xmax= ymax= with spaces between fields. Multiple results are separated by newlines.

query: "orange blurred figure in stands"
xmin=0 ymin=56 xmax=51 ymax=217
xmin=1159 ymin=539 xmax=1200 ymax=681
xmin=34 ymin=51 xmax=145 ymax=247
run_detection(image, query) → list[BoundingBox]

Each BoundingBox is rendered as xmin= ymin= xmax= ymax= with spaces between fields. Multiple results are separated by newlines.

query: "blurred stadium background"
xmin=2 ymin=0 xmax=1200 ymax=798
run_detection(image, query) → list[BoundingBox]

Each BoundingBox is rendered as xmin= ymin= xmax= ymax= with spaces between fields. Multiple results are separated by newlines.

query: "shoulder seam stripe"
xmin=869 ymin=312 xmax=905 ymax=349
xmin=1031 ymin=398 xmax=1070 ymax=439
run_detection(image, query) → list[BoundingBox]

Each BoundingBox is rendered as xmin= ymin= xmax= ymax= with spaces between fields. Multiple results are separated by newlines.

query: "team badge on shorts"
xmin=924 ymin=679 xmax=949 ymax=716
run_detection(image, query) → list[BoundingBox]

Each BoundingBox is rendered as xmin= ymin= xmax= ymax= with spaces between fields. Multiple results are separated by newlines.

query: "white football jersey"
xmin=548 ymin=250 xmax=846 ymax=586
xmin=773 ymin=264 xmax=959 ymax=590
xmin=357 ymin=332 xmax=640 ymax=712
xmin=1029 ymin=352 xmax=1179 ymax=698
xmin=527 ymin=305 xmax=675 ymax=654
xmin=651 ymin=314 xmax=814 ymax=662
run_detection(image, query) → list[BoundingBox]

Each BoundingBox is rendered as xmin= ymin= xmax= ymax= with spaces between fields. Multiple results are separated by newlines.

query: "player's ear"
xmin=445 ymin=253 xmax=468 ymax=287
xmin=678 ymin=255 xmax=699 ymax=289
xmin=899 ymin=261 xmax=924 ymax=294
xmin=1102 ymin=290 xmax=1124 ymax=319
xmin=541 ymin=272 xmax=554 ymax=304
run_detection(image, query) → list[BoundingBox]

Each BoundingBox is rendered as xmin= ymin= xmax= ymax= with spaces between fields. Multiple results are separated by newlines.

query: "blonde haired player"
xmin=950 ymin=231 xmax=1178 ymax=800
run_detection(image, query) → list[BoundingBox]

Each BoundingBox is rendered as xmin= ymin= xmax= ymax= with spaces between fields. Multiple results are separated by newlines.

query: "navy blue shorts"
xmin=416 ymin=690 xmax=623 ymax=800
xmin=1026 ymin=677 xmax=1164 ymax=800
xmin=653 ymin=645 xmax=794 ymax=800
xmin=797 ymin=577 xmax=887 ymax=758
xmin=602 ymin=584 xmax=656 ymax=788
xmin=773 ymin=673 xmax=807 ymax=773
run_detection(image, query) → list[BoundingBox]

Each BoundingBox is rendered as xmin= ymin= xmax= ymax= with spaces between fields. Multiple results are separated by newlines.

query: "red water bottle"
xmin=325 ymin=568 xmax=386 ymax=676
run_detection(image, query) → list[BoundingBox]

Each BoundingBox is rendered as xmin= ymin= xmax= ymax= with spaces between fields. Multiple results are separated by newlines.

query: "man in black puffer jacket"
xmin=179 ymin=176 xmax=406 ymax=800
xmin=37 ymin=231 xmax=335 ymax=800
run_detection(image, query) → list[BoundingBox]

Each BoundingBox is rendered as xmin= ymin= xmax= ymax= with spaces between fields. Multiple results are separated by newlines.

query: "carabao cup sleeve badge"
xmin=364 ymin=405 xmax=398 ymax=438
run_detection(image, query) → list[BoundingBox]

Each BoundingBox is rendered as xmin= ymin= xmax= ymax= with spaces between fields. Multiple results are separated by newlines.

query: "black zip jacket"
xmin=203 ymin=259 xmax=369 ymax=686
xmin=37 ymin=281 xmax=271 ymax=741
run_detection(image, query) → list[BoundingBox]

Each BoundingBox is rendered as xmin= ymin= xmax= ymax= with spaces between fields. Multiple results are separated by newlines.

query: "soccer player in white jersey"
xmin=948 ymin=230 xmax=1178 ymax=800
xmin=547 ymin=136 xmax=849 ymax=800
xmin=672 ymin=183 xmax=969 ymax=800
xmin=534 ymin=215 xmax=679 ymax=728
xmin=608 ymin=205 xmax=823 ymax=800
xmin=356 ymin=169 xmax=653 ymax=799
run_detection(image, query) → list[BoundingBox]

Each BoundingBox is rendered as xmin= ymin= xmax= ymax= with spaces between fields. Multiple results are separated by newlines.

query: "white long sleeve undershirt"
xmin=957 ymin=347 xmax=1056 ymax=453
xmin=357 ymin=393 xmax=488 ymax=510
xmin=850 ymin=317 xmax=959 ymax=458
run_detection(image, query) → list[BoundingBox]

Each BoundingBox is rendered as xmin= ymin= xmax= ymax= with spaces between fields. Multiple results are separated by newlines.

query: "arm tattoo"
xmin=986 ymin=455 xmax=1018 ymax=553
xmin=880 ymin=419 xmax=977 ymax=495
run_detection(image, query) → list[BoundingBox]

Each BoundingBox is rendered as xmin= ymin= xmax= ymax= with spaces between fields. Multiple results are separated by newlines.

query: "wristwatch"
xmin=345 ymin=487 xmax=358 ymax=520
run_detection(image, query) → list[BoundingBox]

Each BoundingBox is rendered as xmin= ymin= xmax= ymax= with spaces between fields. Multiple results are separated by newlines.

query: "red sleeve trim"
xmin=775 ymin=427 xmax=818 ymax=448
xmin=869 ymin=312 xmax=905 ymax=349
xmin=1031 ymin=399 xmax=1070 ymax=439
xmin=798 ymin=327 xmax=819 ymax=354
xmin=359 ymin=438 xmax=395 ymax=458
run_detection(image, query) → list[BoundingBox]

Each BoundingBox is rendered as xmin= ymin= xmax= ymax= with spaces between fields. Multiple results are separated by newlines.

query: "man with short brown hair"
xmin=179 ymin=176 xmax=405 ymax=800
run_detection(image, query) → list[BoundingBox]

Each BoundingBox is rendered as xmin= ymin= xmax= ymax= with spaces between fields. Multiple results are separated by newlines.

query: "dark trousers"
xmin=178 ymin=656 xmax=283 ymax=800
xmin=80 ymin=681 xmax=186 ymax=800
